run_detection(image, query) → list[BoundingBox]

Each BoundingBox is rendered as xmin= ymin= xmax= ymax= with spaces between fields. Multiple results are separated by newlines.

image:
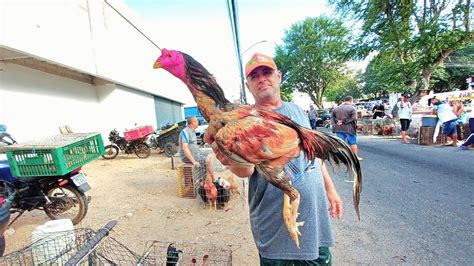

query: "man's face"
xmin=189 ymin=118 xmax=198 ymax=129
xmin=246 ymin=66 xmax=281 ymax=103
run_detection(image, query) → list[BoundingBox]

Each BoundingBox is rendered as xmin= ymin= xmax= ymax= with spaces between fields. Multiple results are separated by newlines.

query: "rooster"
xmin=204 ymin=172 xmax=218 ymax=211
xmin=227 ymin=175 xmax=240 ymax=196
xmin=153 ymin=49 xmax=362 ymax=248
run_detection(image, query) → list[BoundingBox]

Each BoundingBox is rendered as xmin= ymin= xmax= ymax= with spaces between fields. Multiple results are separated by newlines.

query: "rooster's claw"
xmin=283 ymin=193 xmax=304 ymax=248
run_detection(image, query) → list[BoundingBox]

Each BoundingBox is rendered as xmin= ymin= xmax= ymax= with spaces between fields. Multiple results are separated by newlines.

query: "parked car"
xmin=195 ymin=118 xmax=208 ymax=146
xmin=316 ymin=110 xmax=331 ymax=127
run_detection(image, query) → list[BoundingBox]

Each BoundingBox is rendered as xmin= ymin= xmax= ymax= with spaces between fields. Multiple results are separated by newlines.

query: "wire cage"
xmin=138 ymin=240 xmax=233 ymax=265
xmin=0 ymin=223 xmax=140 ymax=265
xmin=196 ymin=175 xmax=242 ymax=210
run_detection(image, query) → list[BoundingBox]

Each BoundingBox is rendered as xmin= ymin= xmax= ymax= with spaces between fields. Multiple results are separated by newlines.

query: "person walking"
xmin=397 ymin=93 xmax=413 ymax=144
xmin=211 ymin=52 xmax=343 ymax=265
xmin=308 ymin=104 xmax=319 ymax=130
xmin=331 ymin=96 xmax=363 ymax=160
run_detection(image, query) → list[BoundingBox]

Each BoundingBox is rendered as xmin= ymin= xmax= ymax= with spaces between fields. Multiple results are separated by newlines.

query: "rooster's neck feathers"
xmin=182 ymin=53 xmax=231 ymax=108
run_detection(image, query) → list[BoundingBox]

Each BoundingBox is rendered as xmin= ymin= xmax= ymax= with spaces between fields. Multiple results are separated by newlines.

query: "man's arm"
xmin=182 ymin=142 xmax=199 ymax=167
xmin=320 ymin=161 xmax=343 ymax=218
xmin=343 ymin=107 xmax=358 ymax=124
xmin=331 ymin=109 xmax=338 ymax=125
xmin=211 ymin=142 xmax=254 ymax=177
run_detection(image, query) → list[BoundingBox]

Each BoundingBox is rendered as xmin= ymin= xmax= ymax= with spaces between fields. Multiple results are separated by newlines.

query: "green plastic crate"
xmin=4 ymin=133 xmax=104 ymax=178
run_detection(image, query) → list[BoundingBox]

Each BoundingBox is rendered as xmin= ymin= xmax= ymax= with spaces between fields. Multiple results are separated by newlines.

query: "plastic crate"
xmin=124 ymin=125 xmax=153 ymax=141
xmin=4 ymin=133 xmax=104 ymax=177
xmin=422 ymin=116 xmax=438 ymax=127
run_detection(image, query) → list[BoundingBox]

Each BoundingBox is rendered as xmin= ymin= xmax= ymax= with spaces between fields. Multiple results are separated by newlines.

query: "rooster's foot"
xmin=283 ymin=193 xmax=304 ymax=248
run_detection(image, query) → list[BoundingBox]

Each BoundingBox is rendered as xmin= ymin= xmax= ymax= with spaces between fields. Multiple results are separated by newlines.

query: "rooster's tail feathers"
xmin=300 ymin=128 xmax=362 ymax=220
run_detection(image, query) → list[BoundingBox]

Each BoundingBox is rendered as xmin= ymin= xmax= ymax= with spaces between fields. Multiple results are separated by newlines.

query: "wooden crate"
xmin=418 ymin=127 xmax=446 ymax=145
xmin=176 ymin=164 xmax=197 ymax=198
xmin=457 ymin=123 xmax=471 ymax=140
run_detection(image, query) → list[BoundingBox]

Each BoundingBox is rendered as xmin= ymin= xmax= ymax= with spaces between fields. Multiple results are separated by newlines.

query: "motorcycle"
xmin=0 ymin=192 xmax=15 ymax=256
xmin=102 ymin=129 xmax=151 ymax=159
xmin=0 ymin=133 xmax=90 ymax=232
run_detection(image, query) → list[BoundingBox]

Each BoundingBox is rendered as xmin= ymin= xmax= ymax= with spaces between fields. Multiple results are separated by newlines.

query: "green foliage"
xmin=274 ymin=16 xmax=353 ymax=107
xmin=431 ymin=41 xmax=474 ymax=91
xmin=325 ymin=74 xmax=363 ymax=104
xmin=330 ymin=0 xmax=473 ymax=93
xmin=362 ymin=51 xmax=419 ymax=95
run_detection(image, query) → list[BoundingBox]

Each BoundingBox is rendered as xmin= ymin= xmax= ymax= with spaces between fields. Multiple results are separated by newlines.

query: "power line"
xmin=104 ymin=0 xmax=161 ymax=50
xmin=226 ymin=0 xmax=246 ymax=104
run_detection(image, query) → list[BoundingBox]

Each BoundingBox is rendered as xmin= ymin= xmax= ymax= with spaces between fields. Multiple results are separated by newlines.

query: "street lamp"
xmin=239 ymin=40 xmax=267 ymax=104
xmin=241 ymin=40 xmax=267 ymax=57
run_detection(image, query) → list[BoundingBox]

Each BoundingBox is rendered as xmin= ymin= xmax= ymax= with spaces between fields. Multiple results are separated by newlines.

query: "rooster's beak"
xmin=153 ymin=61 xmax=161 ymax=69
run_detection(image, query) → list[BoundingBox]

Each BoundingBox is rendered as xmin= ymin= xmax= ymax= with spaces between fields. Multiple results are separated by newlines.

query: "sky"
xmin=122 ymin=0 xmax=342 ymax=107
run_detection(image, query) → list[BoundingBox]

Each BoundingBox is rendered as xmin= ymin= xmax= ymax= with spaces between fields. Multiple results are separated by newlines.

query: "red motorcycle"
xmin=102 ymin=129 xmax=151 ymax=159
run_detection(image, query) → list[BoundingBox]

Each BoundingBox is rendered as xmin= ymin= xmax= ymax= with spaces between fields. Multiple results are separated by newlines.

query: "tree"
xmin=330 ymin=0 xmax=473 ymax=93
xmin=362 ymin=50 xmax=419 ymax=96
xmin=274 ymin=16 xmax=353 ymax=108
xmin=325 ymin=73 xmax=364 ymax=104
xmin=431 ymin=41 xmax=474 ymax=91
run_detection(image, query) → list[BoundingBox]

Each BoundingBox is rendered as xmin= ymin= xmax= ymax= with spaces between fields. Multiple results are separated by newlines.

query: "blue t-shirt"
xmin=248 ymin=102 xmax=334 ymax=260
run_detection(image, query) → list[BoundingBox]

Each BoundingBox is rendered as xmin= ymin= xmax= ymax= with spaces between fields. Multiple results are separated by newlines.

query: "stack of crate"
xmin=176 ymin=163 xmax=197 ymax=198
xmin=457 ymin=123 xmax=471 ymax=141
xmin=418 ymin=127 xmax=446 ymax=145
xmin=361 ymin=119 xmax=376 ymax=135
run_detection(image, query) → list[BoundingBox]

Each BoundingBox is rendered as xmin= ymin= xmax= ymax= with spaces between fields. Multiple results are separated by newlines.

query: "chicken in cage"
xmin=196 ymin=174 xmax=233 ymax=210
xmin=139 ymin=240 xmax=232 ymax=265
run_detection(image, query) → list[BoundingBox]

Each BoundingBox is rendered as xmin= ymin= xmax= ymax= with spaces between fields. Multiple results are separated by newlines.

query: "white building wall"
xmin=0 ymin=0 xmax=185 ymax=101
xmin=0 ymin=63 xmax=155 ymax=143
xmin=0 ymin=0 xmax=185 ymax=143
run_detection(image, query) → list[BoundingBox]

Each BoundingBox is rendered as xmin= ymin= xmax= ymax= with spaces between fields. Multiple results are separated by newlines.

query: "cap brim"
xmin=245 ymin=63 xmax=276 ymax=77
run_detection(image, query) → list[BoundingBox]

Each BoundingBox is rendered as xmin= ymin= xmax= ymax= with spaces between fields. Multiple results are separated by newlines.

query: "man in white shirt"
xmin=397 ymin=93 xmax=413 ymax=143
xmin=431 ymin=96 xmax=459 ymax=146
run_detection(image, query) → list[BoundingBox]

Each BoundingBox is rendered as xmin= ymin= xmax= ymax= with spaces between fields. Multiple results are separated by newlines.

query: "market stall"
xmin=417 ymin=95 xmax=472 ymax=145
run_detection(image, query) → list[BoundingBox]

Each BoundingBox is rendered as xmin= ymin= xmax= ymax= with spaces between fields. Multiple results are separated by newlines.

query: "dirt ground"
xmin=4 ymin=150 xmax=259 ymax=264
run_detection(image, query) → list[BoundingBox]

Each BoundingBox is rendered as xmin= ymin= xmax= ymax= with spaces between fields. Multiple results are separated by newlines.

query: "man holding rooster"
xmin=212 ymin=53 xmax=343 ymax=265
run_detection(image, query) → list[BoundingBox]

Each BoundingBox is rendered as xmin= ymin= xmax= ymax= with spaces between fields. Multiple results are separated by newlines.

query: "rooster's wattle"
xmin=153 ymin=49 xmax=362 ymax=248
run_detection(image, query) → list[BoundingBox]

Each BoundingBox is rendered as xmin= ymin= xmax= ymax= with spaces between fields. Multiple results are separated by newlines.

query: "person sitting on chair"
xmin=179 ymin=116 xmax=215 ymax=178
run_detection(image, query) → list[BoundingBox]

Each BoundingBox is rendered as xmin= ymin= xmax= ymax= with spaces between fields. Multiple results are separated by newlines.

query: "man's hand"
xmin=192 ymin=161 xmax=200 ymax=168
xmin=326 ymin=187 xmax=343 ymax=219
xmin=211 ymin=142 xmax=254 ymax=177
xmin=336 ymin=120 xmax=343 ymax=126
xmin=320 ymin=161 xmax=343 ymax=218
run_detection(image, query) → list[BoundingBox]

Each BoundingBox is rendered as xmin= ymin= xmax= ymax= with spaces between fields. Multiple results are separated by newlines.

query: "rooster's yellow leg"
xmin=283 ymin=191 xmax=305 ymax=249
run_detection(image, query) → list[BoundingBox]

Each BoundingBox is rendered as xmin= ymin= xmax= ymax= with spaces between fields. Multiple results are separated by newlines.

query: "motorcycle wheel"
xmin=148 ymin=138 xmax=159 ymax=149
xmin=164 ymin=142 xmax=177 ymax=157
xmin=135 ymin=143 xmax=151 ymax=159
xmin=102 ymin=145 xmax=119 ymax=159
xmin=44 ymin=185 xmax=88 ymax=225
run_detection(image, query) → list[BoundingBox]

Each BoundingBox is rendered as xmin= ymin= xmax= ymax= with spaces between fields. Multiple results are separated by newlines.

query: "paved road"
xmin=329 ymin=133 xmax=474 ymax=264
